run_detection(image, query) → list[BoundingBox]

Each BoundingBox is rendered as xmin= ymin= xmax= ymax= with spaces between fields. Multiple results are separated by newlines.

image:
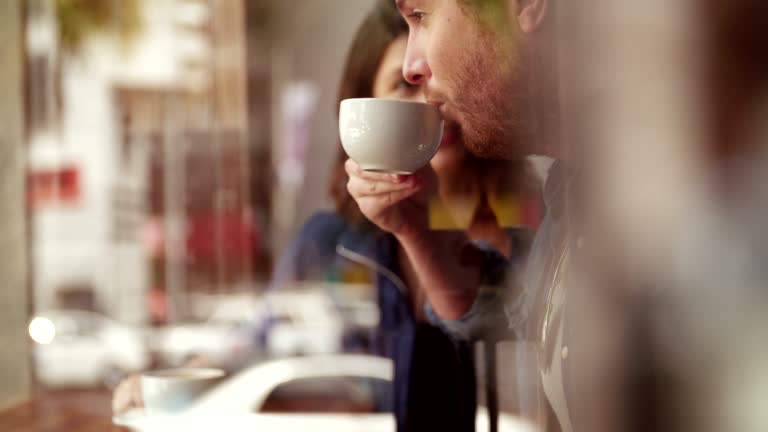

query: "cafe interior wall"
xmin=0 ymin=0 xmax=31 ymax=410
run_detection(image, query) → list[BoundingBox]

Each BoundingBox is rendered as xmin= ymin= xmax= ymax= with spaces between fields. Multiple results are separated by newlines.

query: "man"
xmin=345 ymin=0 xmax=574 ymax=430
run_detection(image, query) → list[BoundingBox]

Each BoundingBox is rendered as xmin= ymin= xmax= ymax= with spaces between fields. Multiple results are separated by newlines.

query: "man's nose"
xmin=403 ymin=53 xmax=431 ymax=86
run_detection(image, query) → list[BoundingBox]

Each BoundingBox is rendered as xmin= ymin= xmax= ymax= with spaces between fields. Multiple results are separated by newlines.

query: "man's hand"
xmin=345 ymin=159 xmax=436 ymax=239
xmin=346 ymin=158 xmax=480 ymax=319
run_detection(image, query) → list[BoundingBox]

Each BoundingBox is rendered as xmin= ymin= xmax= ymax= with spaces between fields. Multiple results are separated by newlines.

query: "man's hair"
xmin=457 ymin=0 xmax=512 ymax=35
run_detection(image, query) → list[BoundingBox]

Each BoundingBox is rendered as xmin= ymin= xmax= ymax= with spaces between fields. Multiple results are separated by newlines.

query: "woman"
xmin=276 ymin=2 xmax=539 ymax=431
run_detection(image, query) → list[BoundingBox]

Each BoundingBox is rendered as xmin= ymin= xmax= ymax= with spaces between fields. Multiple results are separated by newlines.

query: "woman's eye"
xmin=408 ymin=11 xmax=426 ymax=24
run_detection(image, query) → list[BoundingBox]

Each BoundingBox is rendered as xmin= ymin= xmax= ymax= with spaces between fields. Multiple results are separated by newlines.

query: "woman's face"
xmin=372 ymin=35 xmax=423 ymax=102
xmin=372 ymin=35 xmax=468 ymax=177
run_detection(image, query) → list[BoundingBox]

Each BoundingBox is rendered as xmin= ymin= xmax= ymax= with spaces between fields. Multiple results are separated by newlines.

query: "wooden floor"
xmin=0 ymin=389 xmax=130 ymax=432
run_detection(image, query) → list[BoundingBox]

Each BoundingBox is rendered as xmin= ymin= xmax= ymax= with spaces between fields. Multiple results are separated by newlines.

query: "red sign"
xmin=28 ymin=165 xmax=81 ymax=207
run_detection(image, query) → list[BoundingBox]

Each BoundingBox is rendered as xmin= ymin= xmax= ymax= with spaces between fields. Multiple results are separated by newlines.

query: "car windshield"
xmin=258 ymin=376 xmax=393 ymax=414
xmin=49 ymin=313 xmax=101 ymax=339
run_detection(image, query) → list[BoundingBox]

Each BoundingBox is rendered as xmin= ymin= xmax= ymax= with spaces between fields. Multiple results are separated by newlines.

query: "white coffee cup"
xmin=141 ymin=368 xmax=225 ymax=415
xmin=339 ymin=98 xmax=444 ymax=174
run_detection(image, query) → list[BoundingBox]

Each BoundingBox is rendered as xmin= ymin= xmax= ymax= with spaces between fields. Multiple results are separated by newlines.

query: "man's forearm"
xmin=395 ymin=229 xmax=482 ymax=319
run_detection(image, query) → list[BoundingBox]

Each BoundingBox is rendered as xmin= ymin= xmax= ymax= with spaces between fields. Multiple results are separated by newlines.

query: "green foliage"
xmin=55 ymin=0 xmax=141 ymax=53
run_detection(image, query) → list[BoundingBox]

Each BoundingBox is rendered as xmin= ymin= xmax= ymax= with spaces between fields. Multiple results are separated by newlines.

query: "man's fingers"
xmin=411 ymin=164 xmax=439 ymax=194
xmin=345 ymin=158 xmax=418 ymax=184
xmin=347 ymin=175 xmax=420 ymax=198
xmin=357 ymin=185 xmax=423 ymax=217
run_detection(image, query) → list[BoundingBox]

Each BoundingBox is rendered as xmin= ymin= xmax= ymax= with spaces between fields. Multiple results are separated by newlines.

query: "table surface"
xmin=0 ymin=389 xmax=130 ymax=432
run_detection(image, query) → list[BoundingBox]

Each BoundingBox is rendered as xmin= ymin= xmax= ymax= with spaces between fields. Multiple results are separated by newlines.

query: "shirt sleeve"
xmin=424 ymin=241 xmax=526 ymax=342
xmin=424 ymin=285 xmax=513 ymax=341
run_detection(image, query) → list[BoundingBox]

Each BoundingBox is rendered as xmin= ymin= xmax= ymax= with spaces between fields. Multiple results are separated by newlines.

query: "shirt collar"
xmin=543 ymin=160 xmax=568 ymax=219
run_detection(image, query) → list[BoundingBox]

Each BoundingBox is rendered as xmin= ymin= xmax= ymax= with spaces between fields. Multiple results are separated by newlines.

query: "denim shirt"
xmin=271 ymin=212 xmax=477 ymax=432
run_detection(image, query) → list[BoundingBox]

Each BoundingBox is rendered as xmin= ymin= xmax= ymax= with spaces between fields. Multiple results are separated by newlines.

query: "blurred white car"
xmin=29 ymin=310 xmax=150 ymax=387
xmin=151 ymin=321 xmax=242 ymax=367
xmin=150 ymin=294 xmax=264 ymax=367
xmin=114 ymin=354 xmax=536 ymax=432
xmin=151 ymin=289 xmax=346 ymax=367
xmin=259 ymin=290 xmax=344 ymax=358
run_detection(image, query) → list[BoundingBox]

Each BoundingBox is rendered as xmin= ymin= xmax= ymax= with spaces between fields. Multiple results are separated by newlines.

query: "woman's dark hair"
xmin=329 ymin=0 xmax=408 ymax=223
xmin=705 ymin=0 xmax=768 ymax=160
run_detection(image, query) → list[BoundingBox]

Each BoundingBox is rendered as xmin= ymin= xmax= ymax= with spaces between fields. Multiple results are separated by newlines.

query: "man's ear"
xmin=511 ymin=0 xmax=548 ymax=33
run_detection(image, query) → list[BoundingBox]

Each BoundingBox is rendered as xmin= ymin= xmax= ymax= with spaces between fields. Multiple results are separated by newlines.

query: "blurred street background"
xmin=3 ymin=0 xmax=385 ymax=406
